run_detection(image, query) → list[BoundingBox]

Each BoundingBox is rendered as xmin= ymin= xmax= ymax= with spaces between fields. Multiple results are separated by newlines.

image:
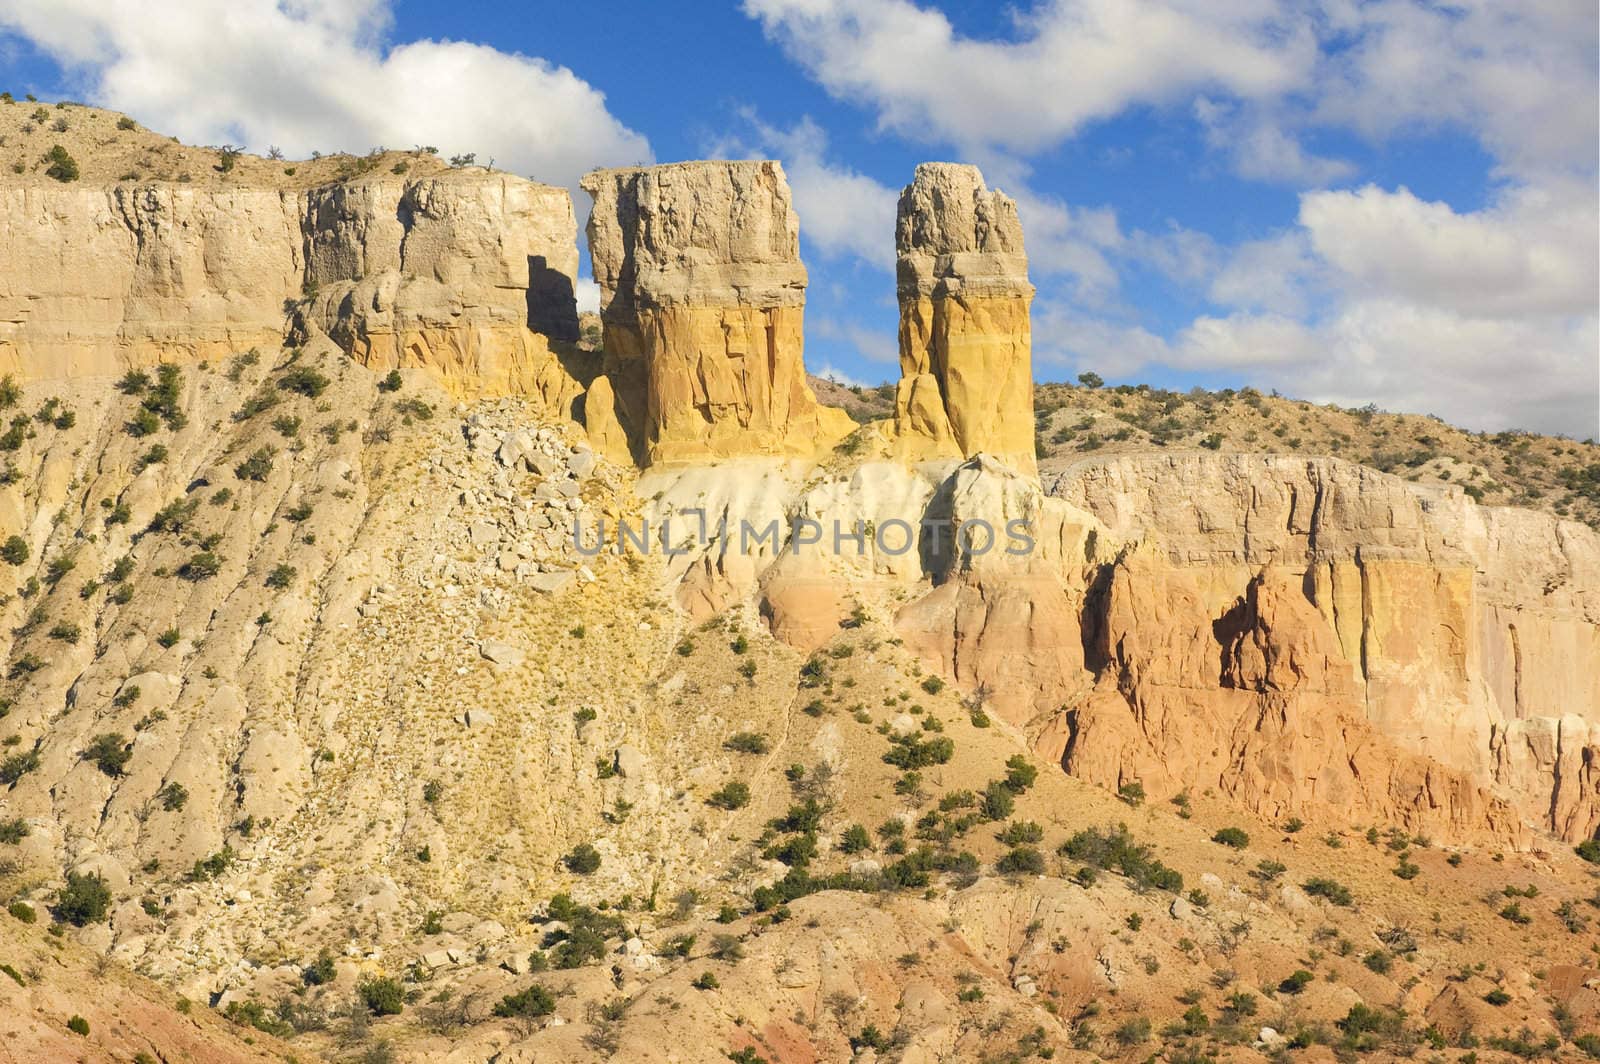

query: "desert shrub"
xmin=357 ymin=975 xmax=405 ymax=1015
xmin=303 ymin=950 xmax=336 ymax=986
xmin=179 ymin=551 xmax=222 ymax=580
xmin=57 ymin=871 xmax=112 ymax=925
xmin=1482 ymin=988 xmax=1511 ymax=1006
xmin=996 ymin=846 xmax=1046 ymax=875
xmin=44 ymin=144 xmax=78 ymax=182
xmin=1577 ymin=838 xmax=1600 ymax=864
xmin=724 ymin=732 xmax=770 ymax=755
xmin=981 ymin=780 xmax=1015 ymax=821
xmin=1363 ymin=950 xmax=1392 ymax=974
xmin=0 ymin=748 xmax=40 ymax=784
xmin=708 ymin=781 xmax=750 ymax=810
xmin=47 ymin=621 xmax=80 ymax=643
xmin=0 ymin=535 xmax=27 ymax=566
xmin=84 ymin=732 xmax=131 ymax=777
xmin=8 ymin=901 xmax=36 ymax=923
xmin=839 ymin=823 xmax=872 ymax=853
xmin=1002 ymin=754 xmax=1038 ymax=792
xmin=1117 ymin=781 xmax=1146 ymax=805
xmin=1303 ymin=877 xmax=1354 ymax=906
xmin=920 ymin=676 xmax=944 ymax=695
xmin=564 ymin=843 xmax=601 ymax=875
xmin=998 ymin=821 xmax=1044 ymax=845
xmin=156 ymin=628 xmax=180 ymax=648
xmin=692 ymin=971 xmax=719 ymax=990
xmin=235 ymin=446 xmax=275 ymax=481
xmin=278 ymin=365 xmax=330 ymax=398
xmin=1278 ymin=969 xmax=1313 ymax=994
xmin=1212 ymin=827 xmax=1250 ymax=849
xmin=378 ymin=369 xmax=403 ymax=392
xmin=494 ymin=983 xmax=555 ymax=1018
xmin=1060 ymin=824 xmax=1183 ymax=893
xmin=158 ymin=782 xmax=188 ymax=811
xmin=66 ymin=1015 xmax=89 ymax=1035
xmin=265 ymin=564 xmax=296 ymax=589
xmin=0 ymin=816 xmax=28 ymax=843
xmin=188 ymin=846 xmax=235 ymax=881
xmin=883 ymin=733 xmax=953 ymax=769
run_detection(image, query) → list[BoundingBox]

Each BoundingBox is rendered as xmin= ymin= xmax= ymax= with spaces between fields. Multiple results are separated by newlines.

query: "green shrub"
xmin=1482 ymin=988 xmax=1511 ymax=1006
xmin=158 ymin=782 xmax=188 ymax=811
xmin=493 ymin=983 xmax=556 ymax=1018
xmin=66 ymin=1014 xmax=89 ymax=1035
xmin=998 ymin=821 xmax=1044 ymax=845
xmin=1303 ymin=876 xmax=1354 ymax=906
xmin=996 ymin=846 xmax=1046 ymax=875
xmin=883 ymin=733 xmax=953 ymax=770
xmin=1002 ymin=754 xmax=1038 ymax=792
xmin=0 ymin=748 xmax=40 ymax=784
xmin=44 ymin=145 xmax=78 ymax=182
xmin=8 ymin=901 xmax=36 ymax=923
xmin=84 ymin=733 xmax=131 ymax=777
xmin=0 ymin=535 xmax=27 ymax=566
xmin=838 ymin=823 xmax=872 ymax=854
xmin=1211 ymin=827 xmax=1250 ymax=849
xmin=0 ymin=816 xmax=28 ymax=843
xmin=920 ymin=675 xmax=944 ymax=695
xmin=378 ymin=369 xmax=403 ymax=392
xmin=303 ymin=950 xmax=336 ymax=986
xmin=357 ymin=975 xmax=405 ymax=1016
xmin=234 ymin=446 xmax=275 ymax=481
xmin=1278 ymin=969 xmax=1313 ymax=994
xmin=57 ymin=871 xmax=112 ymax=925
xmin=1363 ymin=950 xmax=1392 ymax=974
xmin=1576 ymin=838 xmax=1600 ymax=864
xmin=278 ymin=366 xmax=331 ymax=398
xmin=708 ymin=781 xmax=750 ymax=810
xmin=564 ymin=843 xmax=601 ymax=875
xmin=178 ymin=551 xmax=221 ymax=580
xmin=980 ymin=780 xmax=1015 ymax=821
xmin=265 ymin=564 xmax=296 ymax=589
xmin=1060 ymin=824 xmax=1183 ymax=893
xmin=724 ymin=732 xmax=770 ymax=755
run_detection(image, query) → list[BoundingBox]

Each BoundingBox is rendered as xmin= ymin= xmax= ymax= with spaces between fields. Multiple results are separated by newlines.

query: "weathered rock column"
xmin=893 ymin=163 xmax=1035 ymax=473
xmin=580 ymin=160 xmax=852 ymax=467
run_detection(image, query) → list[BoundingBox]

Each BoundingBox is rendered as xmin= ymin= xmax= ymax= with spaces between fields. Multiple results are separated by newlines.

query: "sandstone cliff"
xmin=0 ymin=147 xmax=586 ymax=411
xmin=579 ymin=160 xmax=854 ymax=466
xmin=891 ymin=163 xmax=1035 ymax=473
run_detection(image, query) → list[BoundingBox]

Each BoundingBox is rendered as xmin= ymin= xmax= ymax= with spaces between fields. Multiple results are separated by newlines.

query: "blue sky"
xmin=1 ymin=1 xmax=1595 ymax=436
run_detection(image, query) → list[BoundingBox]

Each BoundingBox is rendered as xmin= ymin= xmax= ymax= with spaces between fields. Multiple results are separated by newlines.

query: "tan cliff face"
xmin=891 ymin=162 xmax=1035 ymax=473
xmin=296 ymin=169 xmax=588 ymax=409
xmin=579 ymin=160 xmax=854 ymax=466
xmin=0 ymin=156 xmax=587 ymax=413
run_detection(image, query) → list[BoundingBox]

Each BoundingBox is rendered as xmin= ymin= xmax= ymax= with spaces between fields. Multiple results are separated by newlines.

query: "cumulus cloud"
xmin=742 ymin=0 xmax=1315 ymax=158
xmin=1298 ymin=182 xmax=1597 ymax=318
xmin=0 ymin=0 xmax=651 ymax=189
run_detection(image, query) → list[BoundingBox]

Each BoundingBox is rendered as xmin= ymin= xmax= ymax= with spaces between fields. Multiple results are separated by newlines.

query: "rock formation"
xmin=579 ymin=160 xmax=853 ymax=466
xmin=0 ymin=162 xmax=586 ymax=411
xmin=892 ymin=163 xmax=1035 ymax=473
xmin=298 ymin=170 xmax=588 ymax=409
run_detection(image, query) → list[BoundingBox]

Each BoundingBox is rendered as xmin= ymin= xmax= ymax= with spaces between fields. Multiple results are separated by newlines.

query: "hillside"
xmin=1 ymin=96 xmax=455 ymax=188
xmin=816 ymin=377 xmax=1600 ymax=531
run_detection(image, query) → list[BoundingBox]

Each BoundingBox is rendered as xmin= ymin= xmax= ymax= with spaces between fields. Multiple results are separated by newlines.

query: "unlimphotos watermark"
xmin=573 ymin=511 xmax=1036 ymax=557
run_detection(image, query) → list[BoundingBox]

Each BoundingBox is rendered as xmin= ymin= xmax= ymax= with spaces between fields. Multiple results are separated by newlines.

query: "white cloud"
xmin=810 ymin=315 xmax=898 ymax=364
xmin=1194 ymin=97 xmax=1355 ymax=186
xmin=1298 ymin=182 xmax=1598 ymax=318
xmin=1206 ymin=232 xmax=1320 ymax=316
xmin=575 ymin=278 xmax=602 ymax=316
xmin=742 ymin=0 xmax=1315 ymax=158
xmin=0 ymin=0 xmax=650 ymax=189
xmin=811 ymin=363 xmax=872 ymax=387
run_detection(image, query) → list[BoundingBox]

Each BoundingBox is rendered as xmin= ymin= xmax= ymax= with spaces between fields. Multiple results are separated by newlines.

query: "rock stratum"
xmin=0 ymin=168 xmax=589 ymax=411
xmin=580 ymin=160 xmax=854 ymax=466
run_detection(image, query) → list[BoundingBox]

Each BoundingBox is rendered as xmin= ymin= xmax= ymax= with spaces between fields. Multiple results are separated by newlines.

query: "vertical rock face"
xmin=299 ymin=171 xmax=587 ymax=407
xmin=0 ymin=168 xmax=587 ymax=411
xmin=893 ymin=163 xmax=1035 ymax=473
xmin=580 ymin=160 xmax=853 ymax=466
